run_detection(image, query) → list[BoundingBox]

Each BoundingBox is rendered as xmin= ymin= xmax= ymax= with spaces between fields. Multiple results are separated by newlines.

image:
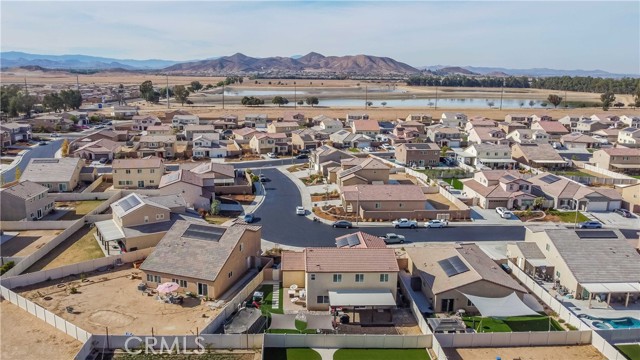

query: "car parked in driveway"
xmin=296 ymin=206 xmax=305 ymax=215
xmin=267 ymin=152 xmax=278 ymax=159
xmin=425 ymin=219 xmax=449 ymax=228
xmin=295 ymin=154 xmax=308 ymax=159
xmin=392 ymin=218 xmax=418 ymax=228
xmin=332 ymin=220 xmax=353 ymax=228
xmin=243 ymin=213 xmax=255 ymax=223
xmin=614 ymin=209 xmax=633 ymax=218
xmin=578 ymin=221 xmax=603 ymax=229
xmin=380 ymin=233 xmax=405 ymax=244
xmin=496 ymin=207 xmax=512 ymax=219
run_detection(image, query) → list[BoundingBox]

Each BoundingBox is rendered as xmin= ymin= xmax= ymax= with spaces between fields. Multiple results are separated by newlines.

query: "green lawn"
xmin=462 ymin=316 xmax=563 ymax=333
xmin=56 ymin=200 xmax=104 ymax=220
xmin=263 ymin=348 xmax=321 ymax=360
xmin=551 ymin=169 xmax=594 ymax=178
xmin=618 ymin=344 xmax=640 ymax=360
xmin=631 ymin=175 xmax=640 ymax=180
xmin=334 ymin=349 xmax=431 ymax=360
xmin=258 ymin=284 xmax=283 ymax=315
xmin=546 ymin=209 xmax=589 ymax=223
xmin=442 ymin=177 xmax=464 ymax=190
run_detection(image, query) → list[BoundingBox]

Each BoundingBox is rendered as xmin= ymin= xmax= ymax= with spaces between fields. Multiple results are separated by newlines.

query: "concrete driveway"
xmin=470 ymin=207 xmax=524 ymax=224
xmin=589 ymin=211 xmax=640 ymax=228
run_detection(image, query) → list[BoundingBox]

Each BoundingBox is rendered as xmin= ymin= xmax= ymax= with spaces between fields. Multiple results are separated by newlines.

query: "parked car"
xmin=392 ymin=218 xmax=418 ymax=229
xmin=99 ymin=157 xmax=108 ymax=164
xmin=614 ymin=209 xmax=633 ymax=218
xmin=295 ymin=206 xmax=305 ymax=215
xmin=380 ymin=233 xmax=405 ymax=244
xmin=425 ymin=219 xmax=449 ymax=228
xmin=38 ymin=141 xmax=48 ymax=146
xmin=496 ymin=207 xmax=512 ymax=219
xmin=243 ymin=213 xmax=255 ymax=223
xmin=258 ymin=174 xmax=269 ymax=182
xmin=578 ymin=221 xmax=603 ymax=229
xmin=299 ymin=149 xmax=311 ymax=154
xmin=332 ymin=220 xmax=353 ymax=229
xmin=363 ymin=146 xmax=373 ymax=152
xmin=295 ymin=154 xmax=308 ymax=159
xmin=500 ymin=263 xmax=512 ymax=274
xmin=267 ymin=152 xmax=278 ymax=159
xmin=50 ymin=133 xmax=60 ymax=138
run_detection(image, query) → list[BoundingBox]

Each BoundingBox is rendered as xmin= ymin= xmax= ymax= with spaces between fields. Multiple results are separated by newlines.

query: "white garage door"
xmin=607 ymin=201 xmax=622 ymax=211
xmin=587 ymin=202 xmax=608 ymax=212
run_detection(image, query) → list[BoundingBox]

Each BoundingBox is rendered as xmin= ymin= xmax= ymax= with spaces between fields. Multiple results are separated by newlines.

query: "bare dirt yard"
xmin=17 ymin=265 xmax=220 ymax=335
xmin=0 ymin=300 xmax=83 ymax=360
xmin=443 ymin=345 xmax=606 ymax=360
xmin=25 ymin=225 xmax=105 ymax=272
xmin=0 ymin=229 xmax=62 ymax=257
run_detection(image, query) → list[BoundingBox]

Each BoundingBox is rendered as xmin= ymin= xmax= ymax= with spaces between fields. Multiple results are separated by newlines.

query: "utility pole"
xmin=76 ymin=75 xmax=80 ymax=91
xmin=166 ymin=74 xmax=170 ymax=109
xmin=365 ymin=86 xmax=368 ymax=109
xmin=24 ymin=77 xmax=28 ymax=95
xmin=435 ymin=85 xmax=438 ymax=110
xmin=222 ymin=83 xmax=225 ymax=110
xmin=499 ymin=79 xmax=505 ymax=110
xmin=564 ymin=90 xmax=567 ymax=108
xmin=294 ymin=82 xmax=297 ymax=109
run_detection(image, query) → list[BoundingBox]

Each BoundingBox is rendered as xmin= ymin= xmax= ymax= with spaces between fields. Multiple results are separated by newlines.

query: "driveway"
xmin=589 ymin=211 xmax=640 ymax=228
xmin=252 ymin=168 xmax=529 ymax=247
xmin=470 ymin=207 xmax=523 ymax=224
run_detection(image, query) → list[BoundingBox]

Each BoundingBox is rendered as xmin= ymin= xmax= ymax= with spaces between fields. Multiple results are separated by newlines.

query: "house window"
xmin=172 ymin=279 xmax=187 ymax=288
xmin=332 ymin=274 xmax=342 ymax=283
xmin=355 ymin=274 xmax=364 ymax=283
xmin=398 ymin=203 xmax=403 ymax=208
xmin=317 ymin=295 xmax=329 ymax=304
xmin=137 ymin=169 xmax=142 ymax=174
xmin=545 ymin=244 xmax=550 ymax=251
xmin=240 ymin=243 xmax=244 ymax=252
xmin=374 ymin=203 xmax=381 ymax=209
xmin=380 ymin=274 xmax=389 ymax=282
xmin=228 ymin=271 xmax=233 ymax=278
xmin=126 ymin=169 xmax=131 ymax=174
xmin=147 ymin=275 xmax=160 ymax=283
xmin=150 ymin=169 xmax=155 ymax=173
xmin=310 ymin=274 xmax=316 ymax=280
xmin=556 ymin=271 xmax=561 ymax=278
xmin=144 ymin=216 xmax=149 ymax=223
xmin=150 ymin=180 xmax=154 ymax=184
xmin=156 ymin=213 xmax=164 ymax=220
xmin=467 ymin=299 xmax=475 ymax=307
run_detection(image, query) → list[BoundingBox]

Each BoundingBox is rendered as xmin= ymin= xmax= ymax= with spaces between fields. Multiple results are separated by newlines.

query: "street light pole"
xmin=435 ymin=85 xmax=439 ymax=110
xmin=294 ymin=82 xmax=297 ymax=109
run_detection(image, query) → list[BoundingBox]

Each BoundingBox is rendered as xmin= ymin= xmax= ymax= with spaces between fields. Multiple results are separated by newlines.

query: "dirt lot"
xmin=0 ymin=230 xmax=62 ymax=257
xmin=0 ymin=300 xmax=83 ymax=360
xmin=17 ymin=265 xmax=220 ymax=335
xmin=56 ymin=200 xmax=104 ymax=220
xmin=443 ymin=345 xmax=606 ymax=360
xmin=25 ymin=225 xmax=105 ymax=272
xmin=426 ymin=193 xmax=459 ymax=210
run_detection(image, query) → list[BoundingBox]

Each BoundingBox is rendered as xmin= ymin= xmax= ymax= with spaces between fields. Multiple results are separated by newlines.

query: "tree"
xmin=139 ymin=80 xmax=155 ymax=103
xmin=381 ymin=102 xmax=387 ymax=107
xmin=11 ymin=92 xmax=37 ymax=117
xmin=487 ymin=101 xmax=495 ymax=108
xmin=297 ymin=100 xmax=303 ymax=105
xmin=43 ymin=93 xmax=64 ymax=112
xmin=241 ymin=96 xmax=264 ymax=106
xmin=173 ymin=85 xmax=190 ymax=106
xmin=519 ymin=101 xmax=525 ymax=108
xmin=440 ymin=145 xmax=449 ymax=157
xmin=634 ymin=87 xmax=640 ymax=109
xmin=533 ymin=197 xmax=545 ymax=210
xmin=190 ymin=81 xmax=203 ymax=92
xmin=61 ymin=139 xmax=70 ymax=157
xmin=600 ymin=91 xmax=616 ymax=111
xmin=529 ymin=100 xmax=535 ymax=108
xmin=305 ymin=97 xmax=319 ymax=107
xmin=160 ymin=86 xmax=174 ymax=99
xmin=14 ymin=167 xmax=21 ymax=181
xmin=210 ymin=199 xmax=221 ymax=215
xmin=547 ymin=94 xmax=563 ymax=108
xmin=272 ymin=96 xmax=289 ymax=107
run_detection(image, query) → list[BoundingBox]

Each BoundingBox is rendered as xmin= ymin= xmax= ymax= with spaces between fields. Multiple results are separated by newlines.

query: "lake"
xmin=316 ymin=97 xmax=547 ymax=109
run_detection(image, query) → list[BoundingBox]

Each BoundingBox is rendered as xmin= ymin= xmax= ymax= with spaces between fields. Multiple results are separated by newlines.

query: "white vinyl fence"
xmin=264 ymin=333 xmax=431 ymax=349
xmin=435 ymin=330 xmax=591 ymax=348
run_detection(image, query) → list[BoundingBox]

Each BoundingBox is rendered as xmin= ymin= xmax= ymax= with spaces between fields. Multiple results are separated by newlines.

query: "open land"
xmin=16 ymin=265 xmax=217 ymax=335
xmin=443 ymin=345 xmax=606 ymax=360
xmin=0 ymin=300 xmax=83 ymax=360
xmin=25 ymin=225 xmax=105 ymax=272
xmin=0 ymin=229 xmax=63 ymax=257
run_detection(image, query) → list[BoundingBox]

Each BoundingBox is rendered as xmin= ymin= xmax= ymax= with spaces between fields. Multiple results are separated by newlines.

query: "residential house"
xmin=281 ymin=248 xmax=398 ymax=311
xmin=590 ymin=114 xmax=621 ymax=128
xmin=506 ymin=129 xmax=550 ymax=145
xmin=426 ymin=125 xmax=462 ymax=147
xmin=249 ymin=133 xmax=289 ymax=155
xmin=0 ymin=122 xmax=32 ymax=143
xmin=406 ymin=113 xmax=433 ymax=125
xmin=147 ymin=125 xmax=173 ymax=135
xmin=440 ymin=112 xmax=468 ymax=128
xmin=467 ymin=127 xmax=508 ymax=145
xmin=335 ymin=231 xmax=387 ymax=249
xmin=560 ymin=133 xmax=598 ymax=149
xmin=0 ymin=181 xmax=53 ymax=221
xmin=141 ymin=221 xmax=262 ymax=299
xmin=184 ymin=125 xmax=217 ymax=141
xmin=504 ymin=114 xmax=533 ymax=125
xmin=244 ymin=114 xmax=268 ymax=128
xmin=21 ymin=158 xmax=83 ymax=192
xmin=172 ymin=114 xmax=200 ymax=130
xmin=345 ymin=113 xmax=369 ymax=125
xmin=617 ymin=182 xmax=640 ymax=213
xmin=1 ymin=129 xmax=10 ymax=148
xmin=617 ymin=127 xmax=640 ymax=148
xmin=518 ymin=226 xmax=640 ymax=304
xmin=395 ymin=143 xmax=440 ymax=167
xmin=498 ymin=121 xmax=528 ymax=135
xmin=232 ymin=128 xmax=259 ymax=141
xmin=291 ymin=128 xmax=328 ymax=152
xmin=462 ymin=170 xmax=536 ymax=209
xmin=75 ymin=129 xmax=127 ymax=143
xmin=112 ymin=157 xmax=164 ymax=189
xmin=267 ymin=121 xmax=299 ymax=136
xmin=620 ymin=115 xmax=640 ymax=129
xmin=341 ymin=184 xmax=426 ymax=220
xmin=311 ymin=145 xmax=355 ymax=173
xmin=137 ymin=135 xmax=177 ymax=158
xmin=329 ymin=130 xmax=371 ymax=149
xmin=189 ymin=161 xmax=249 ymax=195
xmin=73 ymin=138 xmax=120 ymax=160
xmin=388 ymin=124 xmax=425 ymax=144
xmin=283 ymin=112 xmax=305 ymax=123
xmin=62 ymin=111 xmax=89 ymax=125
xmin=406 ymin=244 xmax=527 ymax=313
xmin=111 ymin=105 xmax=138 ymax=119
xmin=528 ymin=172 xmax=622 ymax=211
xmin=457 ymin=143 xmax=516 ymax=170
xmin=531 ymin=114 xmax=553 ymax=122
xmin=317 ymin=117 xmax=344 ymax=133
xmin=132 ymin=115 xmax=161 ymax=131
xmin=530 ymin=121 xmax=570 ymax=142
xmin=192 ymin=134 xmax=226 ymax=159
xmin=32 ymin=114 xmax=73 ymax=132
xmin=210 ymin=114 xmax=238 ymax=130
xmin=158 ymin=170 xmax=210 ymax=210
xmin=351 ymin=120 xmax=380 ymax=136
xmin=464 ymin=119 xmax=497 ymax=133
xmin=334 ymin=157 xmax=390 ymax=187
xmin=511 ymin=143 xmax=567 ymax=169
xmin=592 ymin=128 xmax=620 ymax=144
xmin=164 ymin=110 xmax=193 ymax=124
xmin=558 ymin=115 xmax=590 ymax=131
xmin=591 ymin=147 xmax=640 ymax=174
xmin=573 ymin=119 xmax=609 ymax=134
xmin=399 ymin=120 xmax=427 ymax=134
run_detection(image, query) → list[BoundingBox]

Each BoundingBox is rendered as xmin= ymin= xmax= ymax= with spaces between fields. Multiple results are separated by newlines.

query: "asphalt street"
xmin=2 ymin=139 xmax=63 ymax=183
xmin=252 ymin=168 xmax=529 ymax=247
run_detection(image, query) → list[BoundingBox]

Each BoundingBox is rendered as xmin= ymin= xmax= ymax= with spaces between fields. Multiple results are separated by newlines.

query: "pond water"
xmin=318 ymin=97 xmax=547 ymax=109
xmin=223 ymin=89 xmax=308 ymax=96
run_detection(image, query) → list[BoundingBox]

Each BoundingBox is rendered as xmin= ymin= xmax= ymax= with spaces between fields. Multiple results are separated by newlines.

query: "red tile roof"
xmin=305 ymin=248 xmax=398 ymax=273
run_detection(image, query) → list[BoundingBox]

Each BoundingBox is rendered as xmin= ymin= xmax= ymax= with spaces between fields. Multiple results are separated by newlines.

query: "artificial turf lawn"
xmin=462 ymin=316 xmax=563 ymax=332
xmin=617 ymin=344 xmax=640 ymax=360
xmin=334 ymin=348 xmax=431 ymax=360
xmin=263 ymin=348 xmax=321 ymax=360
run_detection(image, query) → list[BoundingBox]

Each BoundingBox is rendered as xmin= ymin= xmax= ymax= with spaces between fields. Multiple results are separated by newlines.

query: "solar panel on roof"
xmin=119 ymin=195 xmax=141 ymax=212
xmin=183 ymin=224 xmax=225 ymax=242
xmin=502 ymin=174 xmax=516 ymax=181
xmin=576 ymin=230 xmax=617 ymax=239
xmin=438 ymin=256 xmax=470 ymax=277
xmin=540 ymin=174 xmax=561 ymax=184
xmin=345 ymin=234 xmax=361 ymax=247
xmin=336 ymin=238 xmax=349 ymax=248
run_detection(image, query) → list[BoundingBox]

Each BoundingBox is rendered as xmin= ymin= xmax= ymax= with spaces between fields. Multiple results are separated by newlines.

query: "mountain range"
xmin=1 ymin=51 xmax=637 ymax=78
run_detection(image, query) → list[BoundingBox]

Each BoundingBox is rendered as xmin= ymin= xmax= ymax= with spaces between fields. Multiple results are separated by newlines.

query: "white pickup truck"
xmin=392 ymin=218 xmax=418 ymax=229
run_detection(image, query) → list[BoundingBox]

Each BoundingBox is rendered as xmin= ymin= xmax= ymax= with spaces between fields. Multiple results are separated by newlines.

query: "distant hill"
xmin=420 ymin=64 xmax=638 ymax=79
xmin=0 ymin=51 xmax=181 ymax=70
xmin=163 ymin=52 xmax=420 ymax=75
xmin=433 ymin=66 xmax=478 ymax=76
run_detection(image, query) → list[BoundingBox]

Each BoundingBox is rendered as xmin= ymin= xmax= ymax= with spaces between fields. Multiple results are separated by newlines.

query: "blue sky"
xmin=1 ymin=1 xmax=638 ymax=73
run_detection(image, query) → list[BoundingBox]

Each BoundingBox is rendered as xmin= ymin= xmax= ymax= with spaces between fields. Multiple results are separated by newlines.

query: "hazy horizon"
xmin=2 ymin=1 xmax=639 ymax=74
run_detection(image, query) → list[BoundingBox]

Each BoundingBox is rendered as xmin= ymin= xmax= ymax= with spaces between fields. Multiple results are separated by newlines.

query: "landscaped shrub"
xmin=0 ymin=261 xmax=15 ymax=275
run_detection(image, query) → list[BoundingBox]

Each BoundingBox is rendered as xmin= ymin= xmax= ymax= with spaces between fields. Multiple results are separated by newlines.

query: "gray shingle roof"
xmin=1 ymin=180 xmax=48 ymax=200
xmin=21 ymin=158 xmax=82 ymax=183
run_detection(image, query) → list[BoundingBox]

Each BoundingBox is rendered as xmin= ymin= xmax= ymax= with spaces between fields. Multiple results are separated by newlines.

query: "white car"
xmin=496 ymin=207 xmax=512 ymax=219
xmin=267 ymin=152 xmax=278 ymax=159
xmin=392 ymin=218 xmax=418 ymax=229
xmin=363 ymin=146 xmax=373 ymax=152
xmin=295 ymin=206 xmax=305 ymax=215
xmin=425 ymin=219 xmax=448 ymax=228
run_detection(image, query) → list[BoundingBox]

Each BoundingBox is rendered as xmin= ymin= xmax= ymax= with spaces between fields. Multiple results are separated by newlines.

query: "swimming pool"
xmin=580 ymin=315 xmax=640 ymax=329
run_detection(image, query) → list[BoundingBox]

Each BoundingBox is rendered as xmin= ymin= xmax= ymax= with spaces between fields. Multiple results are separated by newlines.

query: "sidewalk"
xmin=241 ymin=181 xmax=266 ymax=214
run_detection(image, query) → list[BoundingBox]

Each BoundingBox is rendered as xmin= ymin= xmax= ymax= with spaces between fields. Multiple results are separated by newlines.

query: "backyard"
xmin=263 ymin=348 xmax=321 ymax=360
xmin=442 ymin=178 xmax=464 ymax=190
xmin=25 ymin=225 xmax=105 ymax=272
xmin=617 ymin=344 xmax=640 ymax=360
xmin=110 ymin=351 xmax=256 ymax=359
xmin=333 ymin=349 xmax=430 ymax=360
xmin=256 ymin=284 xmax=315 ymax=334
xmin=462 ymin=316 xmax=563 ymax=333
xmin=55 ymin=200 xmax=104 ymax=220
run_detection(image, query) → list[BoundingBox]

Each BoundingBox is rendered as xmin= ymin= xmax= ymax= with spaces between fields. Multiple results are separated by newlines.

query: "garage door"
xmin=607 ymin=201 xmax=622 ymax=211
xmin=586 ymin=202 xmax=608 ymax=212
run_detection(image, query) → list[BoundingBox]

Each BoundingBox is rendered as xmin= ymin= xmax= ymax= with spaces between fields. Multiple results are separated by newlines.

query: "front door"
xmin=197 ymin=283 xmax=208 ymax=297
xmin=441 ymin=298 xmax=454 ymax=312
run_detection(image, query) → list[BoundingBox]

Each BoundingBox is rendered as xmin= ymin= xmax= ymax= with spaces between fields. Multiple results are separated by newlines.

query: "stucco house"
xmin=0 ymin=181 xmax=53 ymax=221
xmin=560 ymin=132 xmax=598 ymax=149
xmin=528 ymin=173 xmax=622 ymax=211
xmin=311 ymin=145 xmax=355 ymax=173
xmin=244 ymin=114 xmax=268 ymax=128
xmin=184 ymin=125 xmax=217 ymax=141
xmin=333 ymin=157 xmax=390 ymax=186
xmin=511 ymin=143 xmax=567 ymax=169
xmin=192 ymin=134 xmax=226 ymax=159
xmin=112 ymin=157 xmax=164 ymax=189
xmin=620 ymin=115 xmax=640 ymax=129
xmin=395 ymin=143 xmax=440 ymax=167
xmin=530 ymin=121 xmax=569 ymax=141
xmin=158 ymin=170 xmax=211 ymax=210
xmin=267 ymin=121 xmax=299 ymax=136
xmin=462 ymin=170 xmax=537 ymax=209
xmin=506 ymin=129 xmax=550 ymax=145
xmin=426 ymin=125 xmax=462 ymax=147
xmin=329 ymin=130 xmax=371 ymax=149
xmin=73 ymin=138 xmax=120 ymax=160
xmin=172 ymin=114 xmax=200 ymax=130
xmin=132 ymin=115 xmax=161 ymax=131
xmin=20 ymin=158 xmax=83 ymax=192
xmin=137 ymin=135 xmax=177 ymax=158
xmin=456 ymin=143 xmax=516 ymax=170
xmin=351 ymin=120 xmax=380 ymax=136
xmin=617 ymin=127 xmax=640 ymax=148
xmin=591 ymin=147 xmax=640 ymax=174
xmin=341 ymin=184 xmax=427 ymax=220
xmin=249 ymin=133 xmax=289 ymax=155
xmin=467 ymin=127 xmax=508 ymax=145
xmin=291 ymin=128 xmax=328 ymax=152
xmin=440 ymin=112 xmax=468 ymax=128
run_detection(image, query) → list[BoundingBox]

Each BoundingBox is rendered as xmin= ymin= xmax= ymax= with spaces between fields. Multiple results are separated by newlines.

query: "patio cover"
xmin=527 ymin=258 xmax=552 ymax=267
xmin=462 ymin=292 xmax=540 ymax=317
xmin=328 ymin=289 xmax=396 ymax=307
xmin=305 ymin=315 xmax=334 ymax=330
xmin=269 ymin=314 xmax=297 ymax=330
xmin=95 ymin=219 xmax=125 ymax=242
xmin=611 ymin=163 xmax=640 ymax=169
xmin=478 ymin=158 xmax=517 ymax=163
xmin=582 ymin=282 xmax=640 ymax=294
